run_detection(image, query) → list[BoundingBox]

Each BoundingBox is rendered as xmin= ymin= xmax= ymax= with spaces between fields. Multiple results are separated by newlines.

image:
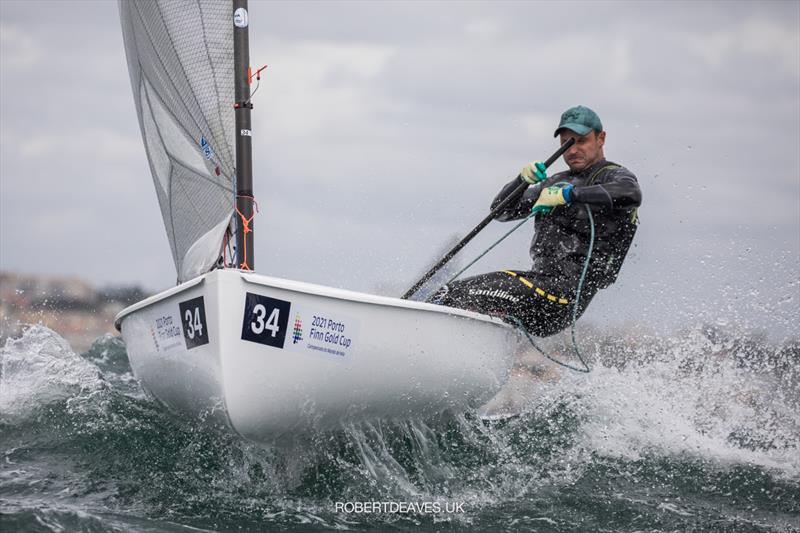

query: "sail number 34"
xmin=179 ymin=296 xmax=209 ymax=349
xmin=241 ymin=293 xmax=291 ymax=349
xmin=250 ymin=304 xmax=281 ymax=337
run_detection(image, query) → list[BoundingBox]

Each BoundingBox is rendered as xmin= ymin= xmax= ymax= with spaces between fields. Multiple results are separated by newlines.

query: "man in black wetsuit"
xmin=430 ymin=105 xmax=642 ymax=337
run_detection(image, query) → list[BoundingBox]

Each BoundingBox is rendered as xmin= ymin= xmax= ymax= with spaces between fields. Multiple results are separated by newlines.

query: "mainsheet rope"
xmin=440 ymin=202 xmax=596 ymax=373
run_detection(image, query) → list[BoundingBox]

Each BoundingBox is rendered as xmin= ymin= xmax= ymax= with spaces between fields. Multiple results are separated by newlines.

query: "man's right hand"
xmin=520 ymin=161 xmax=547 ymax=184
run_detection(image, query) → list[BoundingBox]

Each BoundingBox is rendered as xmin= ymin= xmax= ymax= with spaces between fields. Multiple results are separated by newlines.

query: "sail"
xmin=119 ymin=0 xmax=236 ymax=282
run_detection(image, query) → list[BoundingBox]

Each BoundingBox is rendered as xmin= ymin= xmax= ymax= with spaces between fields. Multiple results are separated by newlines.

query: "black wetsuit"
xmin=430 ymin=159 xmax=642 ymax=336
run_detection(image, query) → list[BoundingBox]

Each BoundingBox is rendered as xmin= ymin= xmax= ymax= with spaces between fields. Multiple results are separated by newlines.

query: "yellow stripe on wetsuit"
xmin=503 ymin=271 xmax=569 ymax=305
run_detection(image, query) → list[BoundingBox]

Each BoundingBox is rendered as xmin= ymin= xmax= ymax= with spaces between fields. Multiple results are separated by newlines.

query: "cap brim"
xmin=553 ymin=123 xmax=592 ymax=137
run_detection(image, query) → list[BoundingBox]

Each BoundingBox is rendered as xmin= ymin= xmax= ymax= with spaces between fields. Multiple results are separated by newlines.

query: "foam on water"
xmin=556 ymin=346 xmax=800 ymax=478
xmin=0 ymin=325 xmax=106 ymax=421
xmin=0 ymin=324 xmax=798 ymax=531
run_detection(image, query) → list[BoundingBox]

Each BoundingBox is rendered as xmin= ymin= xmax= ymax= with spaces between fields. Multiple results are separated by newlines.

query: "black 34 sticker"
xmin=179 ymin=296 xmax=209 ymax=349
xmin=241 ymin=292 xmax=291 ymax=348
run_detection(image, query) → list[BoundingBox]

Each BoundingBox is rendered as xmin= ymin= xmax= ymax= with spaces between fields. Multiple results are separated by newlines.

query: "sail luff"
xmin=119 ymin=0 xmax=237 ymax=282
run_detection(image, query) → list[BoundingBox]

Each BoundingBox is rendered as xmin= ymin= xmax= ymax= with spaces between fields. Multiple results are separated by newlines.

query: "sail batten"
xmin=119 ymin=0 xmax=236 ymax=282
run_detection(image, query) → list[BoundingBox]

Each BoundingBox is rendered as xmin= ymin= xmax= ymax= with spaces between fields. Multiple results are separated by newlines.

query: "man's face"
xmin=559 ymin=129 xmax=606 ymax=172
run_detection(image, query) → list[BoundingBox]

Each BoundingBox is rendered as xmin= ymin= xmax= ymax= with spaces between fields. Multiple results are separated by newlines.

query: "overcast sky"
xmin=1 ymin=0 xmax=798 ymax=337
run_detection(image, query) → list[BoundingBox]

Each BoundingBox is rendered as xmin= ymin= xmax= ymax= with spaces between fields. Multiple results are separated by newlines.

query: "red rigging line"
xmin=248 ymin=64 xmax=268 ymax=85
xmin=234 ymin=195 xmax=259 ymax=271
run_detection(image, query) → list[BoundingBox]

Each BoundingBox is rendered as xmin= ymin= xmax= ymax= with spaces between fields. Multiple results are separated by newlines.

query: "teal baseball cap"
xmin=553 ymin=105 xmax=603 ymax=137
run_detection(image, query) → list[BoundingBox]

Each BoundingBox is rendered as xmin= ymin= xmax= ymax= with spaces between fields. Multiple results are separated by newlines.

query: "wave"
xmin=1 ymin=324 xmax=798 ymax=531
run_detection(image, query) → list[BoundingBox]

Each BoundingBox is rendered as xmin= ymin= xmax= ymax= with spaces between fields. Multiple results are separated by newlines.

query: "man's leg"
xmin=428 ymin=270 xmax=580 ymax=337
xmin=428 ymin=271 xmax=523 ymax=315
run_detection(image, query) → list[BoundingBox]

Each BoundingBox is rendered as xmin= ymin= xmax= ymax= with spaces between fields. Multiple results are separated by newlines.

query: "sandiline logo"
xmin=292 ymin=313 xmax=303 ymax=344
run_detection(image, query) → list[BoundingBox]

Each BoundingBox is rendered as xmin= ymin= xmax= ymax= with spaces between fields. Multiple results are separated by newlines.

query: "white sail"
xmin=119 ymin=0 xmax=235 ymax=282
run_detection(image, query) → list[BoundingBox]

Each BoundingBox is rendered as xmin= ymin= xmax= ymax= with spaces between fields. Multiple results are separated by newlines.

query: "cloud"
xmin=683 ymin=16 xmax=800 ymax=76
xmin=0 ymin=0 xmax=797 ymax=335
xmin=253 ymin=38 xmax=394 ymax=140
xmin=463 ymin=17 xmax=504 ymax=40
xmin=18 ymin=127 xmax=139 ymax=162
xmin=0 ymin=23 xmax=40 ymax=69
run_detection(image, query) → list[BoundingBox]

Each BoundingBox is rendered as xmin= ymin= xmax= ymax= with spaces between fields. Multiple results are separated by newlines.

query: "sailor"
xmin=430 ymin=106 xmax=642 ymax=336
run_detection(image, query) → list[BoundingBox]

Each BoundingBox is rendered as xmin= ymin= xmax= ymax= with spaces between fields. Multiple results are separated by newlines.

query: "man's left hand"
xmin=532 ymin=184 xmax=573 ymax=215
xmin=520 ymin=161 xmax=547 ymax=184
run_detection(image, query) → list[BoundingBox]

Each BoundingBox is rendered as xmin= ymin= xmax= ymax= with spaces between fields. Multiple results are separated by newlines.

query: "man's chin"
xmin=567 ymin=161 xmax=586 ymax=172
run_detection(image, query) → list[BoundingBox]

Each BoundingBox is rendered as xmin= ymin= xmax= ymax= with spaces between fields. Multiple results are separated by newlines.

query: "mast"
xmin=233 ymin=0 xmax=254 ymax=271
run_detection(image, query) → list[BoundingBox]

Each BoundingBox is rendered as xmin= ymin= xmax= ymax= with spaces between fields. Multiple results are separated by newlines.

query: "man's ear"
xmin=597 ymin=130 xmax=606 ymax=147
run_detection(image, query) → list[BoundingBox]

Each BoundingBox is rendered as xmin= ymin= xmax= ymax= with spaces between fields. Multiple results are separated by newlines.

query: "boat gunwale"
xmin=114 ymin=275 xmax=205 ymax=330
xmin=115 ymin=269 xmax=510 ymax=331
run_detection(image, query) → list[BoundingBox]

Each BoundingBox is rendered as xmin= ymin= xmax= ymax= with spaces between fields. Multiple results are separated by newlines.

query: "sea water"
xmin=1 ymin=325 xmax=798 ymax=532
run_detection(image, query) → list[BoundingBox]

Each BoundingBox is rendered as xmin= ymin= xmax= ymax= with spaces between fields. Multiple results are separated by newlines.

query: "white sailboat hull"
xmin=116 ymin=269 xmax=518 ymax=441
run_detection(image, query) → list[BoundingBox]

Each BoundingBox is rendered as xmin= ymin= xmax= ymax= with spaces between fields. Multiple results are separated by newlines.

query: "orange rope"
xmin=235 ymin=196 xmax=259 ymax=271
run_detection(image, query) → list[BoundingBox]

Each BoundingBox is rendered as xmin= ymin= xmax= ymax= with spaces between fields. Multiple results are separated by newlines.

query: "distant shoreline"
xmin=1 ymin=271 xmax=148 ymax=353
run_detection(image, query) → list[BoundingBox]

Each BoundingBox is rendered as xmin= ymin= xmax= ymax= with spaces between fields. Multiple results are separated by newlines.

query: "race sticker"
xmin=179 ymin=296 xmax=209 ymax=349
xmin=241 ymin=293 xmax=291 ymax=348
xmin=151 ymin=312 xmax=183 ymax=353
xmin=286 ymin=305 xmax=359 ymax=359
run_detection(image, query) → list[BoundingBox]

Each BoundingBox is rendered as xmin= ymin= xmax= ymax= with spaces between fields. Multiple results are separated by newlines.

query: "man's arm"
xmin=572 ymin=167 xmax=642 ymax=210
xmin=490 ymin=176 xmax=545 ymax=221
